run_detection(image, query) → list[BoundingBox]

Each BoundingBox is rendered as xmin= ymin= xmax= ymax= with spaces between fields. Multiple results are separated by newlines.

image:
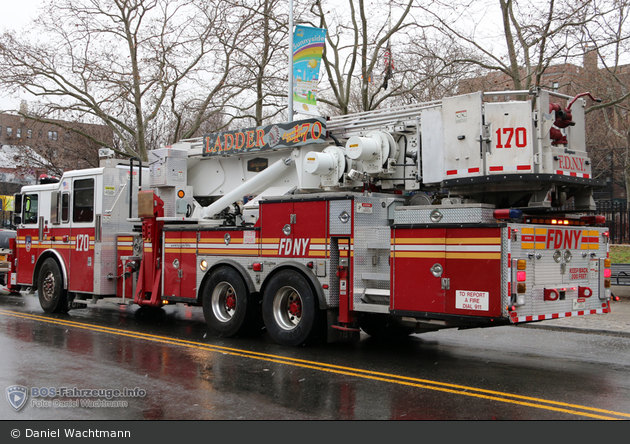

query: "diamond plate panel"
xmin=328 ymin=238 xmax=340 ymax=306
xmin=97 ymin=166 xmax=145 ymax=295
xmin=394 ymin=204 xmax=496 ymax=225
xmin=507 ymin=223 xmax=607 ymax=319
xmin=329 ymin=200 xmax=353 ymax=235
xmin=501 ymin=226 xmax=509 ymax=317
xmin=149 ymin=148 xmax=188 ymax=188
xmin=353 ymin=195 xmax=395 ymax=306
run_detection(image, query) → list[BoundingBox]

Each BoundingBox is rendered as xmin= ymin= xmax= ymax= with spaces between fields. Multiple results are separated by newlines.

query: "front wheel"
xmin=38 ymin=258 xmax=68 ymax=313
xmin=262 ymin=269 xmax=323 ymax=346
xmin=202 ymin=266 xmax=261 ymax=337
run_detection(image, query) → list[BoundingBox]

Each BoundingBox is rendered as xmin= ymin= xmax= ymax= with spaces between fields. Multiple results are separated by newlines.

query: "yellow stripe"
xmin=165 ymin=248 xmax=198 ymax=254
xmin=393 ymin=252 xmax=501 ymax=260
xmin=394 ymin=252 xmax=446 ymax=258
xmin=0 ymin=309 xmax=626 ymax=421
xmin=446 ymin=237 xmax=501 ymax=245
xmin=395 ymin=238 xmax=446 ymax=244
xmin=261 ymin=238 xmax=280 ymax=244
xmin=198 ymin=249 xmax=260 ymax=255
xmin=446 ymin=252 xmax=501 ymax=260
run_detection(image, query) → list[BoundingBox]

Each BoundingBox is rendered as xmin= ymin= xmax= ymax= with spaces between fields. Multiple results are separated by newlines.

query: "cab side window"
xmin=73 ymin=179 xmax=94 ymax=223
xmin=23 ymin=194 xmax=38 ymax=225
xmin=61 ymin=193 xmax=70 ymax=223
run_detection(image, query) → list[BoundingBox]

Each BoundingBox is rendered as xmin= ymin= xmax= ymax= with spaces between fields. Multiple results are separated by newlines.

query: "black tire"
xmin=202 ymin=266 xmax=260 ymax=337
xmin=262 ymin=269 xmax=323 ymax=346
xmin=358 ymin=313 xmax=413 ymax=339
xmin=38 ymin=258 xmax=68 ymax=313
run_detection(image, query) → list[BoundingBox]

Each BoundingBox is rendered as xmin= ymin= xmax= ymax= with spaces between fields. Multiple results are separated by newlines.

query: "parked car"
xmin=0 ymin=229 xmax=16 ymax=286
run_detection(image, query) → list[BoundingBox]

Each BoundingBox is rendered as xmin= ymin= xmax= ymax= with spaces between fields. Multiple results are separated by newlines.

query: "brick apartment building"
xmin=458 ymin=50 xmax=630 ymax=204
xmin=0 ymin=111 xmax=113 ymax=188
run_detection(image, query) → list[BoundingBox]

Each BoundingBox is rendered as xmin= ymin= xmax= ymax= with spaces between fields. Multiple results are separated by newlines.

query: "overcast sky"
xmin=0 ymin=0 xmax=44 ymax=110
xmin=1 ymin=0 xmax=42 ymax=32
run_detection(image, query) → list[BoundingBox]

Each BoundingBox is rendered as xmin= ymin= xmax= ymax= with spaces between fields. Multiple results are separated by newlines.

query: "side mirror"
xmin=12 ymin=194 xmax=23 ymax=227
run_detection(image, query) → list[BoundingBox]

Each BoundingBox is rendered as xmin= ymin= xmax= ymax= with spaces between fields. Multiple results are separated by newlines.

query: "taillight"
xmin=580 ymin=215 xmax=606 ymax=224
xmin=517 ymin=271 xmax=526 ymax=282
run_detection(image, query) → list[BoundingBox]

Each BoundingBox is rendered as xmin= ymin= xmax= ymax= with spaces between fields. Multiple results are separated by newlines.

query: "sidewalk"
xmin=521 ymin=286 xmax=630 ymax=338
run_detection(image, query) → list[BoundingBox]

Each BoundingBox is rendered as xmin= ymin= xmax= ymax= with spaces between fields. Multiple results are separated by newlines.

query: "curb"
xmin=519 ymin=323 xmax=630 ymax=338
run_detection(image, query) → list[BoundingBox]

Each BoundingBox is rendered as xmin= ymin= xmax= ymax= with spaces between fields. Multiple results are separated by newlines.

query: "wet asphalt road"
xmin=1 ymin=292 xmax=629 ymax=420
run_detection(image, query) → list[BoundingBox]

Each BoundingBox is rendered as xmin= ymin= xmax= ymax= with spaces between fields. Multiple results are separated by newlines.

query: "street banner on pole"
xmin=292 ymin=25 xmax=326 ymax=116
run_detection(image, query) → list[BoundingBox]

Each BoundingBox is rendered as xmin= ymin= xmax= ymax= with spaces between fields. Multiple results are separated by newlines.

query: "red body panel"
xmin=163 ymin=230 xmax=197 ymax=299
xmin=391 ymin=228 xmax=446 ymax=313
xmin=68 ymin=228 xmax=95 ymax=293
xmin=260 ymin=200 xmax=328 ymax=258
xmin=16 ymin=228 xmax=40 ymax=285
xmin=392 ymin=227 xmax=503 ymax=317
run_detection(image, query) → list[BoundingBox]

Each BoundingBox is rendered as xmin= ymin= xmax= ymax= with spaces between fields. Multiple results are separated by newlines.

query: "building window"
xmin=16 ymin=128 xmax=21 ymax=138
xmin=552 ymin=81 xmax=559 ymax=91
xmin=27 ymin=129 xmax=32 ymax=138
xmin=6 ymin=127 xmax=12 ymax=137
xmin=38 ymin=130 xmax=42 ymax=138
xmin=48 ymin=130 xmax=58 ymax=141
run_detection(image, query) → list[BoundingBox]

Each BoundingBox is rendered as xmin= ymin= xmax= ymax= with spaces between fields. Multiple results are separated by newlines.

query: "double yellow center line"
xmin=1 ymin=309 xmax=628 ymax=420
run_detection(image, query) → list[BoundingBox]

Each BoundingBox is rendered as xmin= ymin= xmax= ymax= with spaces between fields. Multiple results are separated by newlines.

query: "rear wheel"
xmin=262 ymin=269 xmax=323 ymax=346
xmin=38 ymin=258 xmax=68 ymax=313
xmin=202 ymin=267 xmax=260 ymax=337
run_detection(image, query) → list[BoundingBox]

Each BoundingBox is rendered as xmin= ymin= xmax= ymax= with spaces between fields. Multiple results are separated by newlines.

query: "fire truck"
xmin=7 ymin=88 xmax=613 ymax=346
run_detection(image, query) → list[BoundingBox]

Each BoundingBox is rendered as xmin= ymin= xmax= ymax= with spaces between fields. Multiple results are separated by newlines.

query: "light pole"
xmin=287 ymin=0 xmax=294 ymax=122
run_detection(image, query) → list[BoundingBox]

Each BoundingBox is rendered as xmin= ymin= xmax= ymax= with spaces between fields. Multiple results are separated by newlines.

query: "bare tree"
xmin=0 ymin=0 xmax=243 ymax=161
xmin=576 ymin=1 xmax=630 ymax=203
xmin=308 ymin=0 xmax=416 ymax=115
xmin=417 ymin=0 xmax=599 ymax=91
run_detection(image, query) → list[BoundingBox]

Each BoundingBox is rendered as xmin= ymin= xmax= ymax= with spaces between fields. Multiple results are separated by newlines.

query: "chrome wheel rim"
xmin=272 ymin=286 xmax=302 ymax=330
xmin=211 ymin=282 xmax=236 ymax=322
xmin=41 ymin=271 xmax=56 ymax=302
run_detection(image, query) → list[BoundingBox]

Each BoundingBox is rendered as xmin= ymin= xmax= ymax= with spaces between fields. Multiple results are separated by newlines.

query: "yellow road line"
xmin=1 ymin=309 xmax=628 ymax=420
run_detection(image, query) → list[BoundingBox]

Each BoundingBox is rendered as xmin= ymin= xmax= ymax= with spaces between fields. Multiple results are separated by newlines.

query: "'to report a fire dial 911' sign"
xmin=456 ymin=290 xmax=489 ymax=311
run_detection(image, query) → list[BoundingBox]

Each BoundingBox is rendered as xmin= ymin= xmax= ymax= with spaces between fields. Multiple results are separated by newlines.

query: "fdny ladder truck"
xmin=7 ymin=88 xmax=613 ymax=346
